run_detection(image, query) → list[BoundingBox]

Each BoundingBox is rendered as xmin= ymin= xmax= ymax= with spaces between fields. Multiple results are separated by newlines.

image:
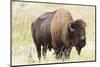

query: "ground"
xmin=12 ymin=1 xmax=96 ymax=65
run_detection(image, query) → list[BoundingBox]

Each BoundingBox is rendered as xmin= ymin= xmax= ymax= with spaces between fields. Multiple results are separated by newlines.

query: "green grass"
xmin=12 ymin=2 xmax=34 ymax=45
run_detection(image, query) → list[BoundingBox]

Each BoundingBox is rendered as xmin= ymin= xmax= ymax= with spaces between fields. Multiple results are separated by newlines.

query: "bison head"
xmin=68 ymin=19 xmax=86 ymax=55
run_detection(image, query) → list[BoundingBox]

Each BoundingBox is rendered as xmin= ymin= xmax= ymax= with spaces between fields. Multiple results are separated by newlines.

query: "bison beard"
xmin=31 ymin=8 xmax=86 ymax=62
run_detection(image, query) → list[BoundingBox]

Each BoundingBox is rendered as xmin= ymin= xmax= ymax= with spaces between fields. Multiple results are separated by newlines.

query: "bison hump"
xmin=51 ymin=8 xmax=73 ymax=47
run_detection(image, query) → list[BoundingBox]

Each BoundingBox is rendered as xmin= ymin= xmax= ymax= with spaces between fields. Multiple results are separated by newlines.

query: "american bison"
xmin=31 ymin=8 xmax=86 ymax=61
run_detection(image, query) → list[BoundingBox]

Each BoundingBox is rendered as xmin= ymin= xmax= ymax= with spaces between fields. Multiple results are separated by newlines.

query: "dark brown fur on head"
xmin=68 ymin=19 xmax=86 ymax=55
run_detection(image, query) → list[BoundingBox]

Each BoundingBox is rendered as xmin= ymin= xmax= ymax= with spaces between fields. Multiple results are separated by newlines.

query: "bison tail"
xmin=31 ymin=21 xmax=36 ymax=42
xmin=31 ymin=20 xmax=37 ymax=33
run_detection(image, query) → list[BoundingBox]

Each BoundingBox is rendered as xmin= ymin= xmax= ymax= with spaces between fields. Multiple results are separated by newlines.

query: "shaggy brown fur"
xmin=31 ymin=8 xmax=86 ymax=61
xmin=51 ymin=8 xmax=73 ymax=59
xmin=51 ymin=8 xmax=86 ymax=59
xmin=68 ymin=19 xmax=86 ymax=55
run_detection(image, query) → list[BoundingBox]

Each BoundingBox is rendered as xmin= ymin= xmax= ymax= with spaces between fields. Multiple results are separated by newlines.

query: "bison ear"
xmin=68 ymin=23 xmax=75 ymax=32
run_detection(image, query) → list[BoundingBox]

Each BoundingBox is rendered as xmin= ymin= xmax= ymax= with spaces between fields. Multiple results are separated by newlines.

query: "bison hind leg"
xmin=42 ymin=43 xmax=48 ymax=59
xmin=35 ymin=42 xmax=41 ymax=62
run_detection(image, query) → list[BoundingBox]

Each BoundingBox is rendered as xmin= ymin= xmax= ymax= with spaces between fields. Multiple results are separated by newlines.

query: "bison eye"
xmin=71 ymin=24 xmax=77 ymax=29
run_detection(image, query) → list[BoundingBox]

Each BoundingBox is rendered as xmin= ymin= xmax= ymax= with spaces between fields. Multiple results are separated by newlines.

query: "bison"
xmin=31 ymin=8 xmax=86 ymax=61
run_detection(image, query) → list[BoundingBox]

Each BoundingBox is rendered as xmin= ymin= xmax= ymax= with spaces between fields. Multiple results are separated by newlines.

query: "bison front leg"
xmin=66 ymin=46 xmax=72 ymax=59
xmin=56 ymin=46 xmax=64 ymax=59
xmin=62 ymin=46 xmax=72 ymax=60
xmin=35 ymin=43 xmax=41 ymax=62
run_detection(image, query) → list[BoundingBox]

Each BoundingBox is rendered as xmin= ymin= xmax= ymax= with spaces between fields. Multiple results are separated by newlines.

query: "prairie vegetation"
xmin=12 ymin=1 xmax=96 ymax=65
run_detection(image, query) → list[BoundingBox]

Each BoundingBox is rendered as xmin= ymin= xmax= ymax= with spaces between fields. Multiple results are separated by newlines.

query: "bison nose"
xmin=81 ymin=36 xmax=85 ymax=40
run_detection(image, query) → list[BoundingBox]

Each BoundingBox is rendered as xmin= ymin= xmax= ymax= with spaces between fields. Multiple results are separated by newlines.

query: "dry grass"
xmin=12 ymin=1 xmax=96 ymax=65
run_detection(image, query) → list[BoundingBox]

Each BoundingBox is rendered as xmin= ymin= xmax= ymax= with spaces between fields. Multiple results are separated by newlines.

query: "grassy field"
xmin=12 ymin=1 xmax=96 ymax=65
